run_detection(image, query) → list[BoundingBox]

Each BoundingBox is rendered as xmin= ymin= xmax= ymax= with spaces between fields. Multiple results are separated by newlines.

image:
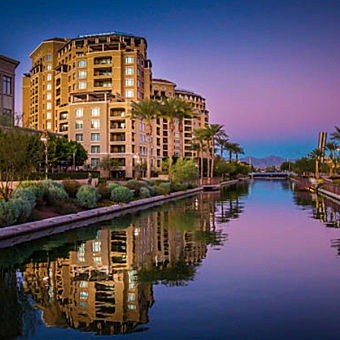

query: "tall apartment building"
xmin=0 ymin=54 xmax=19 ymax=126
xmin=22 ymin=32 xmax=209 ymax=178
xmin=151 ymin=79 xmax=209 ymax=158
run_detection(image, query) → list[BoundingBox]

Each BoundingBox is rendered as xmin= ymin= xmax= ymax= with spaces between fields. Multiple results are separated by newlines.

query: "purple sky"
xmin=1 ymin=0 xmax=339 ymax=158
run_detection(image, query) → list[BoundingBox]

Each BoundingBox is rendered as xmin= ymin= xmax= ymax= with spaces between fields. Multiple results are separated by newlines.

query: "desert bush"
xmin=19 ymin=182 xmax=44 ymax=199
xmin=125 ymin=180 xmax=149 ymax=197
xmin=159 ymin=182 xmax=171 ymax=194
xmin=0 ymin=200 xmax=19 ymax=227
xmin=62 ymin=180 xmax=81 ymax=198
xmin=13 ymin=199 xmax=32 ymax=222
xmin=144 ymin=179 xmax=155 ymax=186
xmin=140 ymin=187 xmax=151 ymax=198
xmin=171 ymin=182 xmax=188 ymax=192
xmin=46 ymin=186 xmax=69 ymax=205
xmin=14 ymin=188 xmax=36 ymax=209
xmin=76 ymin=185 xmax=98 ymax=209
xmin=111 ymin=186 xmax=133 ymax=203
xmin=152 ymin=186 xmax=164 ymax=196
xmin=107 ymin=183 xmax=121 ymax=191
xmin=97 ymin=183 xmax=112 ymax=200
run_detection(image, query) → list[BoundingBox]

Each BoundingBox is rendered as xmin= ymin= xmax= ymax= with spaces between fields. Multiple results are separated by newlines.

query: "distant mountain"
xmin=240 ymin=155 xmax=286 ymax=169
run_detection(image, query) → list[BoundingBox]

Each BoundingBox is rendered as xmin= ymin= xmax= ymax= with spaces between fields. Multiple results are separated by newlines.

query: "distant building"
xmin=0 ymin=54 xmax=19 ymax=126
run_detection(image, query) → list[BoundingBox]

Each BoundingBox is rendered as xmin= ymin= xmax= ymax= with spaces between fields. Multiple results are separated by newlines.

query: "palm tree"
xmin=160 ymin=98 xmax=188 ymax=181
xmin=131 ymin=99 xmax=160 ymax=179
xmin=309 ymin=148 xmax=324 ymax=179
xmin=193 ymin=128 xmax=207 ymax=185
xmin=204 ymin=124 xmax=226 ymax=179
xmin=330 ymin=126 xmax=340 ymax=141
xmin=326 ymin=142 xmax=339 ymax=177
xmin=233 ymin=144 xmax=245 ymax=162
xmin=215 ymin=136 xmax=229 ymax=160
xmin=225 ymin=142 xmax=238 ymax=162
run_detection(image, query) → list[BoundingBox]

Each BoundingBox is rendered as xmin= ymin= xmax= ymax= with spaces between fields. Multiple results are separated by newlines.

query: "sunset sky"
xmin=1 ymin=0 xmax=339 ymax=159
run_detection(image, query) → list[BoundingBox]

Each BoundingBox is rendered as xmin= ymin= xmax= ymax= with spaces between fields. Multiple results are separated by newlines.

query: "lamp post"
xmin=40 ymin=131 xmax=48 ymax=180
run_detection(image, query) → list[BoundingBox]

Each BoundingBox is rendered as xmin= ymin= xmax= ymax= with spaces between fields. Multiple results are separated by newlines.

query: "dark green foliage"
xmin=152 ymin=186 xmax=165 ymax=196
xmin=0 ymin=200 xmax=19 ymax=227
xmin=14 ymin=188 xmax=36 ymax=210
xmin=171 ymin=182 xmax=188 ymax=192
xmin=111 ymin=186 xmax=133 ymax=203
xmin=76 ymin=185 xmax=98 ymax=209
xmin=62 ymin=180 xmax=81 ymax=198
xmin=50 ymin=171 xmax=99 ymax=180
xmin=144 ymin=179 xmax=155 ymax=186
xmin=125 ymin=180 xmax=149 ymax=197
xmin=97 ymin=183 xmax=112 ymax=200
xmin=140 ymin=187 xmax=151 ymax=198
xmin=13 ymin=199 xmax=32 ymax=222
xmin=159 ymin=182 xmax=171 ymax=194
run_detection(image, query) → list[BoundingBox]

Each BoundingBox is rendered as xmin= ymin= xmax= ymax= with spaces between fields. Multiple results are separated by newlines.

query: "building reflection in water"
xmin=18 ymin=188 xmax=246 ymax=336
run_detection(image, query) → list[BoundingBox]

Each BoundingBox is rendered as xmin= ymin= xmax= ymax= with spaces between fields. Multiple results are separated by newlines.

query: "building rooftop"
xmin=78 ymin=31 xmax=136 ymax=38
xmin=0 ymin=54 xmax=20 ymax=66
xmin=152 ymin=78 xmax=176 ymax=85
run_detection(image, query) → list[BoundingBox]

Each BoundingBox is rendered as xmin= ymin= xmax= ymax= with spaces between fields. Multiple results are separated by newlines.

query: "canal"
xmin=0 ymin=180 xmax=340 ymax=340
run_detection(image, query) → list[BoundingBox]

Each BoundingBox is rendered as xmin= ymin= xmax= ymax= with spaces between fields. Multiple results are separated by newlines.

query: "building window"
xmin=91 ymin=133 xmax=100 ymax=141
xmin=47 ymin=54 xmax=52 ymax=61
xmin=76 ymin=133 xmax=83 ymax=142
xmin=47 ymin=83 xmax=52 ymax=90
xmin=79 ymin=70 xmax=87 ymax=78
xmin=1 ymin=109 xmax=12 ymax=125
xmin=78 ymin=81 xmax=86 ymax=89
xmin=125 ymin=67 xmax=134 ymax=75
xmin=125 ymin=89 xmax=134 ymax=98
xmin=125 ymin=56 xmax=134 ymax=64
xmin=91 ymin=107 xmax=100 ymax=116
xmin=47 ymin=64 xmax=52 ymax=71
xmin=46 ymin=112 xmax=51 ymax=119
xmin=125 ymin=78 xmax=134 ymax=86
xmin=91 ymin=119 xmax=100 ymax=129
xmin=75 ymin=120 xmax=83 ymax=129
xmin=75 ymin=108 xmax=83 ymax=117
xmin=46 ymin=93 xmax=52 ymax=100
xmin=2 ymin=76 xmax=12 ymax=95
xmin=92 ymin=241 xmax=101 ymax=252
xmin=91 ymin=145 xmax=100 ymax=153
xmin=91 ymin=158 xmax=99 ymax=167
xmin=46 ymin=102 xmax=52 ymax=110
xmin=78 ymin=60 xmax=87 ymax=68
xmin=47 ymin=73 xmax=52 ymax=81
xmin=47 ymin=122 xmax=52 ymax=130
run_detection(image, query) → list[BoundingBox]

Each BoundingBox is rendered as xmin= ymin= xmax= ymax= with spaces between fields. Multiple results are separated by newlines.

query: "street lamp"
xmin=40 ymin=131 xmax=48 ymax=180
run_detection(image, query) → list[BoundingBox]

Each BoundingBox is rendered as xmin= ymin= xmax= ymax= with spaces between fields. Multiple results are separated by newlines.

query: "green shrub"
xmin=152 ymin=186 xmax=164 ymax=196
xmin=46 ymin=186 xmax=69 ymax=205
xmin=76 ymin=185 xmax=98 ymax=209
xmin=125 ymin=180 xmax=149 ymax=197
xmin=159 ymin=182 xmax=171 ymax=194
xmin=13 ymin=199 xmax=32 ymax=222
xmin=111 ymin=186 xmax=133 ymax=203
xmin=62 ymin=180 xmax=81 ymax=198
xmin=18 ymin=182 xmax=43 ymax=199
xmin=0 ymin=200 xmax=19 ymax=227
xmin=97 ymin=183 xmax=112 ymax=200
xmin=14 ymin=188 xmax=36 ymax=209
xmin=50 ymin=171 xmax=100 ymax=180
xmin=171 ymin=182 xmax=188 ymax=192
xmin=144 ymin=179 xmax=155 ymax=186
xmin=148 ymin=185 xmax=156 ymax=196
xmin=140 ymin=187 xmax=151 ymax=198
xmin=107 ymin=183 xmax=121 ymax=191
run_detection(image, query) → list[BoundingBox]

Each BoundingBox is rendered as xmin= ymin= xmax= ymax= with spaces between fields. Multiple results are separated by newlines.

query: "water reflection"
xmin=0 ymin=185 xmax=248 ymax=338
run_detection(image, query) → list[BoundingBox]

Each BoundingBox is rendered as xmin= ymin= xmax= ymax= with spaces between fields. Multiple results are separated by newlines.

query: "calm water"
xmin=1 ymin=180 xmax=340 ymax=340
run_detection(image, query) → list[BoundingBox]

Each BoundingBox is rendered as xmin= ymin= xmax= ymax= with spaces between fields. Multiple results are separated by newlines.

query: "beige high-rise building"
xmin=22 ymin=32 xmax=209 ymax=178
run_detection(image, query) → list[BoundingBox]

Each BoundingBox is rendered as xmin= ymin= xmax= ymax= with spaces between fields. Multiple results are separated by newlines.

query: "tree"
xmin=160 ymin=98 xmax=187 ymax=181
xmin=0 ymin=128 xmax=42 ymax=200
xmin=330 ymin=126 xmax=340 ymax=141
xmin=225 ymin=142 xmax=236 ymax=162
xmin=280 ymin=161 xmax=293 ymax=171
xmin=131 ymin=99 xmax=161 ymax=179
xmin=326 ymin=142 xmax=339 ymax=177
xmin=193 ymin=128 xmax=207 ymax=185
xmin=309 ymin=149 xmax=324 ymax=179
xmin=204 ymin=124 xmax=226 ymax=179
xmin=171 ymin=158 xmax=198 ymax=183
xmin=232 ymin=143 xmax=245 ymax=162
xmin=215 ymin=136 xmax=229 ymax=160
xmin=99 ymin=156 xmax=122 ymax=179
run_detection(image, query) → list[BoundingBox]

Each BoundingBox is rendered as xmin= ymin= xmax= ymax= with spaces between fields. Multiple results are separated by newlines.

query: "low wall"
xmin=323 ymin=180 xmax=340 ymax=196
xmin=0 ymin=187 xmax=202 ymax=248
